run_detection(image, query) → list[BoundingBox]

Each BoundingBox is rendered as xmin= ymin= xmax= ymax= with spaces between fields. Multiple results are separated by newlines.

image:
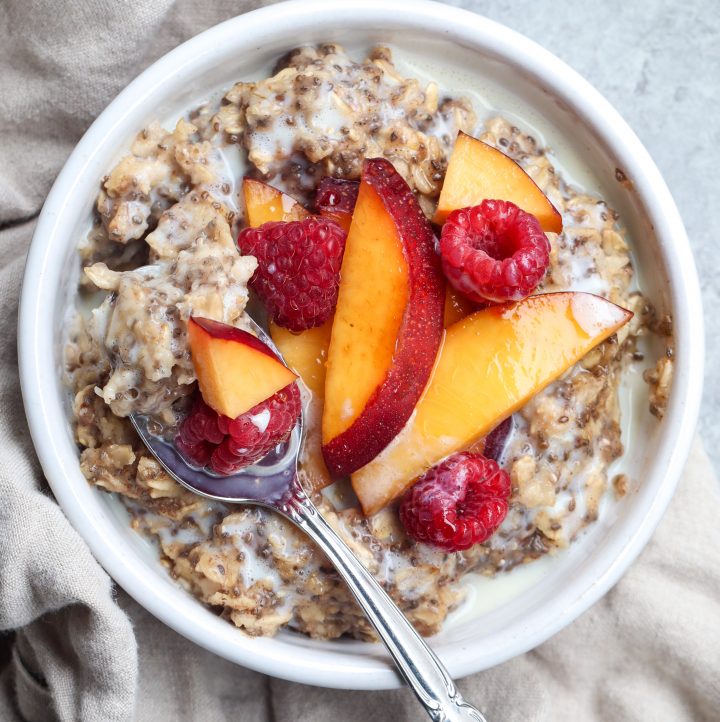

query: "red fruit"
xmin=315 ymin=177 xmax=360 ymax=215
xmin=483 ymin=416 xmax=514 ymax=463
xmin=237 ymin=217 xmax=346 ymax=331
xmin=175 ymin=436 xmax=213 ymax=468
xmin=439 ymin=200 xmax=550 ymax=303
xmin=399 ymin=452 xmax=511 ymax=551
xmin=321 ymin=158 xmax=445 ymax=478
xmin=176 ymin=384 xmax=301 ymax=474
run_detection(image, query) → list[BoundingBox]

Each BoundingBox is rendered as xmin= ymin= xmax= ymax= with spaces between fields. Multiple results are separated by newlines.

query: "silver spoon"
xmin=129 ymin=317 xmax=486 ymax=722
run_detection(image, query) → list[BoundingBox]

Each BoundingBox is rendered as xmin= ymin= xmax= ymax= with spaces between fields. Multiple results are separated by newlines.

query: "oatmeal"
xmin=85 ymin=196 xmax=256 ymax=417
xmin=95 ymin=119 xmax=232 ymax=245
xmin=214 ymin=43 xmax=475 ymax=214
xmin=64 ymin=44 xmax=672 ymax=640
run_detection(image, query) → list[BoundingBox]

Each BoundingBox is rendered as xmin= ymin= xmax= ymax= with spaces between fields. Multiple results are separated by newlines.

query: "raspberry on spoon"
xmin=176 ymin=383 xmax=301 ymax=475
xmin=439 ymin=199 xmax=550 ymax=303
xmin=237 ymin=217 xmax=346 ymax=331
xmin=399 ymin=452 xmax=511 ymax=552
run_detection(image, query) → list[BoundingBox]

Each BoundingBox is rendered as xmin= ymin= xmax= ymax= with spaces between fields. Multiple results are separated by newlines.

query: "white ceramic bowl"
xmin=19 ymin=0 xmax=703 ymax=689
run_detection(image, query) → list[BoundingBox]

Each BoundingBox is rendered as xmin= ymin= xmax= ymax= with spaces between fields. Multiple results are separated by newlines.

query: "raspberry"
xmin=237 ymin=217 xmax=346 ymax=331
xmin=315 ymin=177 xmax=359 ymax=215
xmin=174 ymin=436 xmax=213 ymax=468
xmin=176 ymin=384 xmax=301 ymax=475
xmin=399 ymin=452 xmax=511 ymax=551
xmin=439 ymin=200 xmax=550 ymax=302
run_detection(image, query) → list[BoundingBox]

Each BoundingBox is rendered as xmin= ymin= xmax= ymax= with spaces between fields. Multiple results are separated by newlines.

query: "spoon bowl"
xmin=130 ymin=414 xmax=302 ymax=505
xmin=128 ymin=317 xmax=306 ymax=509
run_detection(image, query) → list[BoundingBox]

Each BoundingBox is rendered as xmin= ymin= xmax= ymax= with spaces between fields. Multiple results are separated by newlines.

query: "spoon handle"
xmin=284 ymin=495 xmax=487 ymax=722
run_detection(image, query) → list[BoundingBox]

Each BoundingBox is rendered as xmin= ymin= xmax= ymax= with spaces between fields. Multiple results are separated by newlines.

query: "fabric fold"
xmin=0 ymin=226 xmax=138 ymax=721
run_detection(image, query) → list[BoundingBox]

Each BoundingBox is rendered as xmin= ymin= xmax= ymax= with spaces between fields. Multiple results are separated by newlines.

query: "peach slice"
xmin=319 ymin=209 xmax=352 ymax=234
xmin=352 ymin=292 xmax=631 ymax=515
xmin=433 ymin=131 xmax=563 ymax=233
xmin=322 ymin=158 xmax=445 ymax=477
xmin=270 ymin=320 xmax=331 ymax=400
xmin=443 ymin=287 xmax=477 ymax=327
xmin=188 ymin=317 xmax=297 ymax=420
xmin=271 ymin=319 xmax=334 ymax=491
xmin=242 ymin=177 xmax=310 ymax=227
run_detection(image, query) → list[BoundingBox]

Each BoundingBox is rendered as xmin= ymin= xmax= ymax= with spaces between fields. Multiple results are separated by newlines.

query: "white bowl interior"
xmin=22 ymin=0 xmax=702 ymax=690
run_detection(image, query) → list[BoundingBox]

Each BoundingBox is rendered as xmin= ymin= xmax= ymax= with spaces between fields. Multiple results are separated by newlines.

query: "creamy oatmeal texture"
xmin=65 ymin=45 xmax=672 ymax=639
xmin=214 ymin=44 xmax=476 ymax=214
xmin=85 ymin=196 xmax=256 ymax=418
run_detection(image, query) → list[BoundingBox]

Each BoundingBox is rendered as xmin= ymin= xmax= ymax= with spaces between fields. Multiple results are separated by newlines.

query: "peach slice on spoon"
xmin=187 ymin=316 xmax=297 ymax=420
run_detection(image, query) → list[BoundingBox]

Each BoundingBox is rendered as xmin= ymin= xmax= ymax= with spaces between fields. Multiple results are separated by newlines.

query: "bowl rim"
xmin=18 ymin=0 xmax=704 ymax=690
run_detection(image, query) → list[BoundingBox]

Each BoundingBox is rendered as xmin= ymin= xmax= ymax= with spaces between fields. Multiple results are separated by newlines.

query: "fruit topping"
xmin=315 ymin=177 xmax=359 ymax=231
xmin=443 ymin=286 xmax=480 ymax=327
xmin=187 ymin=317 xmax=297 ymax=420
xmin=243 ymin=177 xmax=310 ymax=226
xmin=352 ymin=292 xmax=632 ymax=515
xmin=399 ymin=452 xmax=511 ymax=551
xmin=270 ymin=319 xmax=334 ymax=491
xmin=322 ymin=158 xmax=445 ymax=477
xmin=270 ymin=320 xmax=331 ymax=400
xmin=238 ymin=217 xmax=346 ymax=331
xmin=483 ymin=416 xmax=514 ymax=463
xmin=439 ymin=200 xmax=550 ymax=302
xmin=433 ymin=131 xmax=562 ymax=233
xmin=176 ymin=384 xmax=301 ymax=474
xmin=241 ymin=179 xmax=335 ymax=491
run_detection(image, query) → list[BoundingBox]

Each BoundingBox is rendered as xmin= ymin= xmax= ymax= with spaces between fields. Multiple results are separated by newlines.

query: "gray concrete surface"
xmin=449 ymin=0 xmax=719 ymax=469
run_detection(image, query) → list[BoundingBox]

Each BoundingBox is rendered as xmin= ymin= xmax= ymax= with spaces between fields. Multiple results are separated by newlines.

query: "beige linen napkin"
xmin=1 ymin=1 xmax=718 ymax=720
